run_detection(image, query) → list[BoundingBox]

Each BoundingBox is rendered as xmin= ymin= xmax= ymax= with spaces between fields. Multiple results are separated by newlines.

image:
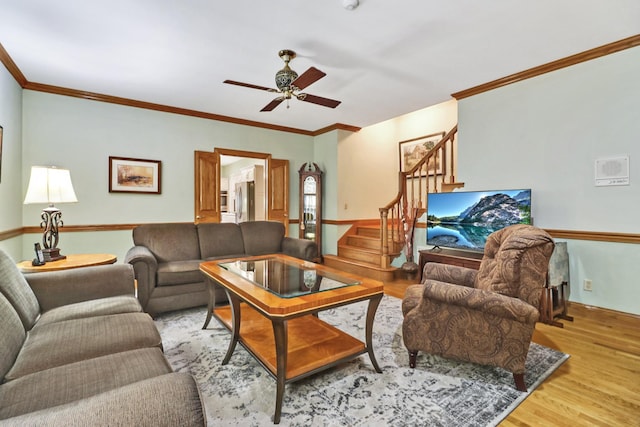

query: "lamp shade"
xmin=24 ymin=166 xmax=78 ymax=205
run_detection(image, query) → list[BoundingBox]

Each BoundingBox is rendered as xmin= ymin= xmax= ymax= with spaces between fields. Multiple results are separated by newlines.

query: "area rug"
xmin=155 ymin=296 xmax=568 ymax=426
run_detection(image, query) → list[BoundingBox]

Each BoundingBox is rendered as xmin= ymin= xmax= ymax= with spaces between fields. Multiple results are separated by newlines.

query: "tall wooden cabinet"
xmin=298 ymin=163 xmax=322 ymax=257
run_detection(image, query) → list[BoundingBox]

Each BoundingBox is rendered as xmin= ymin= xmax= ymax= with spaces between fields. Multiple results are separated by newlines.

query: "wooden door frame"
xmin=217 ymin=148 xmax=270 ymax=219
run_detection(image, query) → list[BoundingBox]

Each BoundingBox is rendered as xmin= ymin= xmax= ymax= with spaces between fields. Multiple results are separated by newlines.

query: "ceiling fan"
xmin=224 ymin=49 xmax=341 ymax=112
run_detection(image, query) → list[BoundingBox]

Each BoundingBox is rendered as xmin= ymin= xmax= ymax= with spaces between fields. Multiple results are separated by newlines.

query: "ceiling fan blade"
xmin=224 ymin=80 xmax=276 ymax=92
xmin=299 ymin=93 xmax=341 ymax=109
xmin=261 ymin=97 xmax=284 ymax=112
xmin=291 ymin=67 xmax=326 ymax=90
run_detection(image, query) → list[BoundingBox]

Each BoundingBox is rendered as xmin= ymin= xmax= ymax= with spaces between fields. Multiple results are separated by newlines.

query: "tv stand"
xmin=418 ymin=248 xmax=483 ymax=280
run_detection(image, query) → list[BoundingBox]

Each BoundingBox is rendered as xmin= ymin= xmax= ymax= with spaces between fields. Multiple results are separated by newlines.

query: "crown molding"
xmin=23 ymin=81 xmax=321 ymax=136
xmin=0 ymin=42 xmax=27 ymax=86
xmin=452 ymin=34 xmax=640 ymax=100
xmin=311 ymin=123 xmax=362 ymax=135
xmin=4 ymin=36 xmax=637 ymax=137
xmin=0 ymin=40 xmax=357 ymax=137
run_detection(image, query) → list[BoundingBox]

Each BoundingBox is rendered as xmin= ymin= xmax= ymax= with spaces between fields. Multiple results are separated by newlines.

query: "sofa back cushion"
xmin=133 ymin=223 xmax=201 ymax=262
xmin=239 ymin=221 xmax=285 ymax=255
xmin=0 ymin=292 xmax=26 ymax=381
xmin=0 ymin=249 xmax=41 ymax=329
xmin=475 ymin=224 xmax=555 ymax=307
xmin=197 ymin=223 xmax=245 ymax=259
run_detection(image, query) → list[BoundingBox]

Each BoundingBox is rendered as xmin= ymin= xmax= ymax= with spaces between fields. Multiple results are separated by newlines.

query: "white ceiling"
xmin=1 ymin=1 xmax=638 ymax=132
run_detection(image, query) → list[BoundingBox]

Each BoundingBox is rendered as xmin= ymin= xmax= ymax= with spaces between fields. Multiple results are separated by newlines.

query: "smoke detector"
xmin=342 ymin=0 xmax=359 ymax=10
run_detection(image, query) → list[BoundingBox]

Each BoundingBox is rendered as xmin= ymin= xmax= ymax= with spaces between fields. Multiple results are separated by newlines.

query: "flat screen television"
xmin=426 ymin=189 xmax=532 ymax=252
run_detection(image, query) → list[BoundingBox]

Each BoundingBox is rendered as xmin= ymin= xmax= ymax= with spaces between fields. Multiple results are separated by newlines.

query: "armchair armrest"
xmin=282 ymin=237 xmax=318 ymax=261
xmin=25 ymin=264 xmax=135 ymax=312
xmin=421 ymin=280 xmax=540 ymax=323
xmin=423 ymin=262 xmax=477 ymax=288
xmin=124 ymin=245 xmax=159 ymax=309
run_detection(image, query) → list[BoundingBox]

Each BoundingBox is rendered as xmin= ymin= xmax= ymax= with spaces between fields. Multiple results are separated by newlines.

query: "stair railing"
xmin=379 ymin=125 xmax=458 ymax=268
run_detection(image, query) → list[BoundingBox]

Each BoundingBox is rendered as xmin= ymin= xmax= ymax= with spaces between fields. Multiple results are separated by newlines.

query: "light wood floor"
xmin=384 ymin=280 xmax=640 ymax=427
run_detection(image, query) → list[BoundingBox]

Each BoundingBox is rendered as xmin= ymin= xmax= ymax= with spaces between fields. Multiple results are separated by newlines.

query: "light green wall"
xmin=2 ymin=48 xmax=639 ymax=314
xmin=312 ymin=130 xmax=339 ymax=255
xmin=18 ymin=90 xmax=313 ymax=261
xmin=0 ymin=62 xmax=23 ymax=259
xmin=457 ymin=46 xmax=640 ymax=314
xmin=337 ymin=99 xmax=458 ymax=219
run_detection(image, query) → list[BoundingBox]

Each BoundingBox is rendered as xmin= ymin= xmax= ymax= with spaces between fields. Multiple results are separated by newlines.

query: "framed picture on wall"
xmin=109 ymin=156 xmax=162 ymax=194
xmin=399 ymin=132 xmax=445 ymax=175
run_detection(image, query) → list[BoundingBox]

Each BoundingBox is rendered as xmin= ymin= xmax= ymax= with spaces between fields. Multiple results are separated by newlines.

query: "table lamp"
xmin=24 ymin=166 xmax=78 ymax=261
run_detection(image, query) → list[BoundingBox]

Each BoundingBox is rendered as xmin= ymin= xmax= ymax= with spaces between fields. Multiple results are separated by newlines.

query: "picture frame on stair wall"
xmin=399 ymin=132 xmax=445 ymax=176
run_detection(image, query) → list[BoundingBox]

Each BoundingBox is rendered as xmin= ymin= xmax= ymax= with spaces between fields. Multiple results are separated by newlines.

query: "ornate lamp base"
xmin=43 ymin=247 xmax=67 ymax=262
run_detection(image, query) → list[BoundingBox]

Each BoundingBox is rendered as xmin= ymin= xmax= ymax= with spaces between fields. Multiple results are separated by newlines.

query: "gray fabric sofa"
xmin=125 ymin=221 xmax=318 ymax=316
xmin=0 ymin=249 xmax=206 ymax=426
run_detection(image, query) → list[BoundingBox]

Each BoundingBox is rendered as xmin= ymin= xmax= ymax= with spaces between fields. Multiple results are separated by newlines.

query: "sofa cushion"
xmin=0 ymin=347 xmax=172 ymax=420
xmin=0 ymin=294 xmax=26 ymax=381
xmin=156 ymin=260 xmax=204 ymax=286
xmin=0 ymin=250 xmax=41 ymax=330
xmin=5 ymin=312 xmax=162 ymax=381
xmin=197 ymin=223 xmax=245 ymax=259
xmin=36 ymin=295 xmax=142 ymax=327
xmin=239 ymin=221 xmax=284 ymax=255
xmin=0 ymin=373 xmax=206 ymax=427
xmin=133 ymin=223 xmax=201 ymax=262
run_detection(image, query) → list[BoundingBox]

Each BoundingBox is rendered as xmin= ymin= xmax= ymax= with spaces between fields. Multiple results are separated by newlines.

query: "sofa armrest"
xmin=124 ymin=246 xmax=159 ymax=309
xmin=421 ymin=280 xmax=539 ymax=323
xmin=422 ymin=262 xmax=477 ymax=288
xmin=0 ymin=373 xmax=206 ymax=427
xmin=282 ymin=237 xmax=318 ymax=261
xmin=25 ymin=264 xmax=136 ymax=312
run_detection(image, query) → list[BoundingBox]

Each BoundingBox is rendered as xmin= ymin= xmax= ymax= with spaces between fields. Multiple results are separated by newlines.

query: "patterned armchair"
xmin=402 ymin=224 xmax=554 ymax=391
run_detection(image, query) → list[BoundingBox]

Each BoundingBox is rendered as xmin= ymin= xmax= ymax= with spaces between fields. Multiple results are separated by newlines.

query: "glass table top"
xmin=219 ymin=257 xmax=360 ymax=298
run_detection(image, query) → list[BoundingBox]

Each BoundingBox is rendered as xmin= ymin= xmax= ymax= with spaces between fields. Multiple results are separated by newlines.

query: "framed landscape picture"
xmin=399 ymin=132 xmax=445 ymax=175
xmin=109 ymin=156 xmax=162 ymax=194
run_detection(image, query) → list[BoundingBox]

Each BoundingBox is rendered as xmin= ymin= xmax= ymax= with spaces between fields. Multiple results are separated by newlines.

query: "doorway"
xmin=194 ymin=148 xmax=289 ymax=229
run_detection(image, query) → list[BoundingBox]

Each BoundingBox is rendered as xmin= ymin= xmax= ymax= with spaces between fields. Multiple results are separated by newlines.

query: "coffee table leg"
xmin=202 ymin=279 xmax=217 ymax=329
xmin=366 ymin=294 xmax=383 ymax=373
xmin=222 ymin=292 xmax=241 ymax=365
xmin=272 ymin=319 xmax=288 ymax=424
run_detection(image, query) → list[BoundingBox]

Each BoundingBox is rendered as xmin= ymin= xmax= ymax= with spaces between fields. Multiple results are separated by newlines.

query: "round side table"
xmin=17 ymin=253 xmax=117 ymax=273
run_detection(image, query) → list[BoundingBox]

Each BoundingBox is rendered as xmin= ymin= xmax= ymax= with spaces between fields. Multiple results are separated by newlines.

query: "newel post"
xmin=379 ymin=208 xmax=389 ymax=268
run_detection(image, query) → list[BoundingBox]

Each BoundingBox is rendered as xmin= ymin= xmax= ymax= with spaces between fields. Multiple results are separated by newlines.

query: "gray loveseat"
xmin=125 ymin=221 xmax=318 ymax=316
xmin=0 ymin=249 xmax=206 ymax=426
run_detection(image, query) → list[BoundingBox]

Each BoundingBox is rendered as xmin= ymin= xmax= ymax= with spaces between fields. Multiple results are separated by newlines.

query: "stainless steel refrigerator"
xmin=235 ymin=181 xmax=255 ymax=223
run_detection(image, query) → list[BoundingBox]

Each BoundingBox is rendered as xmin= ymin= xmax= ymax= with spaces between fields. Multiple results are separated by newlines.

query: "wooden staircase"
xmin=323 ymin=221 xmax=403 ymax=282
xmin=324 ymin=125 xmax=461 ymax=282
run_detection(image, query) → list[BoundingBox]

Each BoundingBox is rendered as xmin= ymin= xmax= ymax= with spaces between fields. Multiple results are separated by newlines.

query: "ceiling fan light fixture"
xmin=275 ymin=65 xmax=298 ymax=91
xmin=275 ymin=49 xmax=298 ymax=91
xmin=225 ymin=48 xmax=341 ymax=112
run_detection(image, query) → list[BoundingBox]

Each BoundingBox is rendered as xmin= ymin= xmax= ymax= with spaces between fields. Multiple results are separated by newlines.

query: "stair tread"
xmin=323 ymin=255 xmax=396 ymax=272
xmin=338 ymin=243 xmax=401 ymax=255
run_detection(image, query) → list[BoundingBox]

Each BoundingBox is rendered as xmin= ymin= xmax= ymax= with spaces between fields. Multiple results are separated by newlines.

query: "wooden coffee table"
xmin=200 ymin=254 xmax=384 ymax=424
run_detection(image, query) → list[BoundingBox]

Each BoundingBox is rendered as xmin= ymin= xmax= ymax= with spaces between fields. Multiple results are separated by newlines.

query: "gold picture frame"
xmin=399 ymin=132 xmax=445 ymax=175
xmin=109 ymin=156 xmax=162 ymax=194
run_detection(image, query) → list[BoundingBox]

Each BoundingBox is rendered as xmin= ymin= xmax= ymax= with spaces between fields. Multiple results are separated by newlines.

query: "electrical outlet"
xmin=583 ymin=279 xmax=593 ymax=291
